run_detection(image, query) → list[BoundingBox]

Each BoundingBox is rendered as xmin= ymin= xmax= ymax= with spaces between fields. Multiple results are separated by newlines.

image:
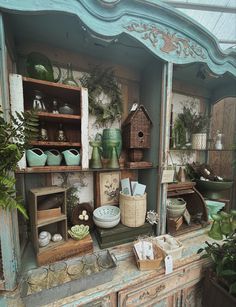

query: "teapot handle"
xmin=53 ymin=63 xmax=62 ymax=83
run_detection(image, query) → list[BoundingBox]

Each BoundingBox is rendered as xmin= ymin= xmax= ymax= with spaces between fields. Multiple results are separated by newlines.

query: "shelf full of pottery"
xmin=10 ymin=74 xmax=89 ymax=172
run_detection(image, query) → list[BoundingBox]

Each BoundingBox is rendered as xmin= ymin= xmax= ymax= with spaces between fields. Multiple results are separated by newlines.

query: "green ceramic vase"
xmin=101 ymin=128 xmax=122 ymax=159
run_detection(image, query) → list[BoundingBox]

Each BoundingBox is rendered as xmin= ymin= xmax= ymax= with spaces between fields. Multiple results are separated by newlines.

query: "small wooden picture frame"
xmin=94 ymin=171 xmax=120 ymax=207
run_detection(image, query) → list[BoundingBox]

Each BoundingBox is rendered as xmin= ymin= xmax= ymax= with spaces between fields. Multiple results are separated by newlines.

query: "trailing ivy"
xmin=0 ymin=109 xmax=38 ymax=218
xmin=80 ymin=66 xmax=122 ymax=127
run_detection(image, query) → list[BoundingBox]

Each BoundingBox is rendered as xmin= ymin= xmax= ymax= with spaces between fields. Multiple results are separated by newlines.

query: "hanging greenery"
xmin=0 ymin=109 xmax=39 ymax=218
xmin=80 ymin=66 xmax=123 ymax=127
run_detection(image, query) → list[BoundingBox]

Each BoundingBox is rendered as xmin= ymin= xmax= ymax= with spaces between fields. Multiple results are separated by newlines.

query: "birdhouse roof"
xmin=122 ymin=105 xmax=152 ymax=127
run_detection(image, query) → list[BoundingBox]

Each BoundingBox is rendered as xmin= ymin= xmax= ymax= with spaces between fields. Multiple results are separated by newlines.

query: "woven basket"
xmin=119 ymin=192 xmax=147 ymax=227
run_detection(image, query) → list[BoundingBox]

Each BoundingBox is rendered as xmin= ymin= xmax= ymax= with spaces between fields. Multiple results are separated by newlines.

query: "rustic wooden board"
xmin=36 ymin=235 xmax=93 ymax=266
xmin=125 ymin=161 xmax=153 ymax=168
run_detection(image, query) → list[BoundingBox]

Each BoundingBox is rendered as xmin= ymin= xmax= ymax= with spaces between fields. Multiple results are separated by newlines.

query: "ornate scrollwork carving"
xmin=123 ymin=20 xmax=207 ymax=60
xmin=124 ymin=283 xmax=166 ymax=305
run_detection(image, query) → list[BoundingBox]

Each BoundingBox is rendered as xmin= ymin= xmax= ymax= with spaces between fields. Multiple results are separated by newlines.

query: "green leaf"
xmin=229 ymin=282 xmax=236 ymax=294
xmin=220 ymin=270 xmax=236 ymax=277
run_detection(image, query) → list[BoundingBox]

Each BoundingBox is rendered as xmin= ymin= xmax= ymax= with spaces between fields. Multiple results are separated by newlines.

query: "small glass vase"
xmin=62 ymin=63 xmax=79 ymax=87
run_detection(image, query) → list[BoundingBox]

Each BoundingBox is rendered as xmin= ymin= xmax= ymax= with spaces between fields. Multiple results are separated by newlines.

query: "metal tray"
xmin=21 ymin=250 xmax=117 ymax=307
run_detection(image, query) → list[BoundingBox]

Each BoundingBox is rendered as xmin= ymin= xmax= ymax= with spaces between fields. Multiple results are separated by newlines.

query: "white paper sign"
xmin=165 ymin=255 xmax=173 ymax=275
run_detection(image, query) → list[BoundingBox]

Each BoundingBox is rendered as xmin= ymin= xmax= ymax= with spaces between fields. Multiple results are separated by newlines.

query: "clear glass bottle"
xmin=40 ymin=122 xmax=48 ymax=141
xmin=62 ymin=63 xmax=79 ymax=87
xmin=32 ymin=90 xmax=47 ymax=111
xmin=57 ymin=123 xmax=67 ymax=142
xmin=52 ymin=99 xmax=59 ymax=114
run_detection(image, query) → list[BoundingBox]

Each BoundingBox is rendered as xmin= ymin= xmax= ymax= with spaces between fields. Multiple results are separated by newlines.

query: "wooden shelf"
xmin=23 ymin=76 xmax=81 ymax=92
xmin=37 ymin=214 xmax=67 ymax=227
xmin=17 ymin=165 xmax=82 ymax=173
xmin=30 ymin=141 xmax=81 ymax=147
xmin=15 ymin=165 xmax=157 ymax=174
xmin=37 ymin=112 xmax=81 ymax=123
xmin=38 ymin=239 xmax=66 ymax=253
xmin=170 ymin=148 xmax=235 ymax=152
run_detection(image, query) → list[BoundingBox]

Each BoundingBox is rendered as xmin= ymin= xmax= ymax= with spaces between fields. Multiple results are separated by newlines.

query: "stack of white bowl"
xmin=93 ymin=205 xmax=120 ymax=228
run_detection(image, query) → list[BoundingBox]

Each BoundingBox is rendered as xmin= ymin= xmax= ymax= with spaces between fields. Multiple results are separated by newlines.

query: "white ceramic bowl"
xmin=93 ymin=216 xmax=120 ymax=228
xmin=93 ymin=205 xmax=120 ymax=222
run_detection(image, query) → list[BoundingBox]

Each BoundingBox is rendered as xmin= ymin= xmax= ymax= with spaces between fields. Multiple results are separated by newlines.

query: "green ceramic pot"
xmin=196 ymin=179 xmax=233 ymax=199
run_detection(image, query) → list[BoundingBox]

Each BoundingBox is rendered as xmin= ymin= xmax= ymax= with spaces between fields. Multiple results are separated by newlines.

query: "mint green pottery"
xmin=26 ymin=148 xmax=47 ymax=167
xmin=89 ymin=141 xmax=102 ymax=169
xmin=101 ymin=128 xmax=122 ymax=159
xmin=62 ymin=149 xmax=80 ymax=166
xmin=205 ymin=200 xmax=225 ymax=220
xmin=26 ymin=52 xmax=61 ymax=82
xmin=45 ymin=149 xmax=62 ymax=166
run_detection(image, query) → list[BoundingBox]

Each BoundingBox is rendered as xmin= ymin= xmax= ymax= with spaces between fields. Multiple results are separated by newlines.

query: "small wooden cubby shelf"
xmin=29 ymin=186 xmax=68 ymax=253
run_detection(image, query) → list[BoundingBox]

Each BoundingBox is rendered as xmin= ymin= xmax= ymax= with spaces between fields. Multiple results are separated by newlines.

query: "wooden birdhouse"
xmin=122 ymin=105 xmax=152 ymax=167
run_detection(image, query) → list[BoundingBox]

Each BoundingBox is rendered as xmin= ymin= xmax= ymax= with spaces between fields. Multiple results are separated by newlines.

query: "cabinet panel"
xmin=118 ymin=264 xmax=203 ymax=307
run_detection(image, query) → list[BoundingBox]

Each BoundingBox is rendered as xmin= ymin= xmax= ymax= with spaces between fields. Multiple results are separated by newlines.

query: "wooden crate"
xmin=133 ymin=244 xmax=165 ymax=271
xmin=29 ymin=186 xmax=68 ymax=253
xmin=95 ymin=222 xmax=153 ymax=249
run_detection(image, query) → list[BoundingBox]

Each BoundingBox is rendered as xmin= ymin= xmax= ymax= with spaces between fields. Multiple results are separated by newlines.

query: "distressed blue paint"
xmin=0 ymin=13 xmax=20 ymax=291
xmin=0 ymin=0 xmax=235 ymax=77
xmin=0 ymin=296 xmax=7 ymax=307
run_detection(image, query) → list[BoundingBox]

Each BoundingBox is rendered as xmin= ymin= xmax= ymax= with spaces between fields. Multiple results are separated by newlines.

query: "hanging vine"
xmin=80 ymin=66 xmax=123 ymax=127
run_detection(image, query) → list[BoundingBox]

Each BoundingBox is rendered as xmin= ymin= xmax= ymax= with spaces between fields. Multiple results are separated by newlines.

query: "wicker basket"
xmin=119 ymin=192 xmax=147 ymax=227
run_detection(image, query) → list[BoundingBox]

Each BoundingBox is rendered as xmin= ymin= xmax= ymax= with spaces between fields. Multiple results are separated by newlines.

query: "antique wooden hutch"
xmin=0 ymin=0 xmax=235 ymax=305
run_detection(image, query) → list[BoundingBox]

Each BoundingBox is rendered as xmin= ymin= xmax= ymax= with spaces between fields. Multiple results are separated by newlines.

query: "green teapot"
xmin=26 ymin=52 xmax=61 ymax=82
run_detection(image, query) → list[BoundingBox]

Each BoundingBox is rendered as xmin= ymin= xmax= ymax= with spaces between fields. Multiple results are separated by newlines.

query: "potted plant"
xmin=198 ymin=232 xmax=236 ymax=307
xmin=0 ymin=108 xmax=38 ymax=217
xmin=178 ymin=106 xmax=209 ymax=149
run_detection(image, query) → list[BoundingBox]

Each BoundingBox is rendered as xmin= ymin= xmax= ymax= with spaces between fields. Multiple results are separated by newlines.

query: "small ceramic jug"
xmin=62 ymin=149 xmax=80 ymax=166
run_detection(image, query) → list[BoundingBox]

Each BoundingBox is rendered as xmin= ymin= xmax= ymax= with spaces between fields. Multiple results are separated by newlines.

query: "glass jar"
xmin=48 ymin=262 xmax=68 ymax=288
xmin=83 ymin=254 xmax=100 ymax=275
xmin=27 ymin=267 xmax=48 ymax=294
xmin=67 ymin=260 xmax=84 ymax=280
